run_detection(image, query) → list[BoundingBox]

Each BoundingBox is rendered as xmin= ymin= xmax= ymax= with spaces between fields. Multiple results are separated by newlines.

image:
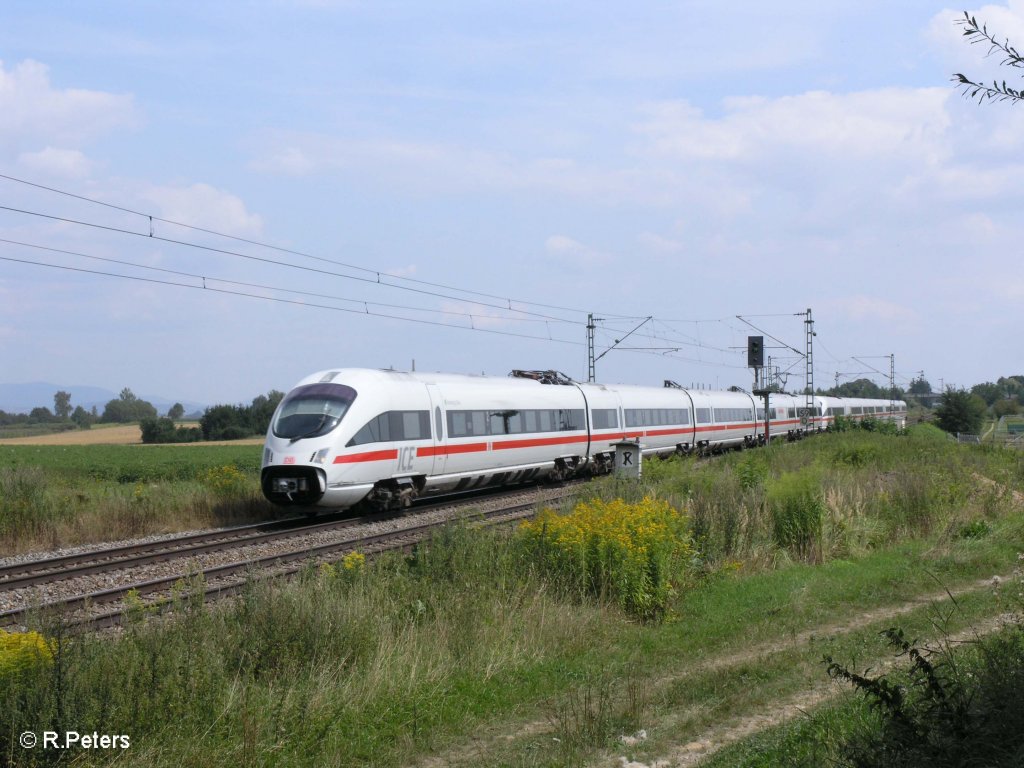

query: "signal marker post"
xmin=612 ymin=441 xmax=642 ymax=479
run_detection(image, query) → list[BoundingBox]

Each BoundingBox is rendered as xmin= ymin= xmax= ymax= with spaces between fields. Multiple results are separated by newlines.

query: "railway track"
xmin=0 ymin=484 xmax=578 ymax=633
xmin=0 ymin=510 xmax=383 ymax=591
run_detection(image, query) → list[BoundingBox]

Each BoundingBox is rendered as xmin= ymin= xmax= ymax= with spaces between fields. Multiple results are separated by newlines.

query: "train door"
xmin=425 ymin=384 xmax=447 ymax=477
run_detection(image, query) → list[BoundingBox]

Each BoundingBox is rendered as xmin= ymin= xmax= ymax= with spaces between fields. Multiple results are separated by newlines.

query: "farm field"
xmin=0 ymin=441 xmax=273 ymax=554
xmin=0 ymin=423 xmax=264 ymax=446
xmin=2 ymin=424 xmax=1023 ymax=766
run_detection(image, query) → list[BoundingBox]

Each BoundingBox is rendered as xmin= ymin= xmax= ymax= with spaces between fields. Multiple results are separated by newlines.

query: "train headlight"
xmin=263 ymin=448 xmax=273 ymax=466
xmin=313 ymin=448 xmax=330 ymax=464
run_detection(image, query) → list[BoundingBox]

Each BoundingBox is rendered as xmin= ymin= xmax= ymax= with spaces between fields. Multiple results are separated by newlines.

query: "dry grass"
xmin=0 ymin=424 xmax=264 ymax=447
xmin=0 ymin=424 xmax=143 ymax=445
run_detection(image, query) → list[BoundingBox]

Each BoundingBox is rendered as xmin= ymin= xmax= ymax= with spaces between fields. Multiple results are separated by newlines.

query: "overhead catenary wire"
xmin=0 ymin=203 xmax=586 ymax=325
xmin=0 ymin=172 xmax=646 ymax=321
xmin=0 ymin=253 xmax=589 ymax=346
xmin=0 ymin=199 xmax=755 ymax=368
xmin=0 ymin=174 xmax=900 ymax=379
xmin=0 ymin=237 xmax=563 ymax=326
xmin=2 ymin=250 xmax=760 ymax=371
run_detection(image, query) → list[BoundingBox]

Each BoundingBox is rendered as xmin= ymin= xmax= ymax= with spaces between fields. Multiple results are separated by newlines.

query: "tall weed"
xmin=767 ymin=469 xmax=824 ymax=563
xmin=520 ymin=497 xmax=697 ymax=620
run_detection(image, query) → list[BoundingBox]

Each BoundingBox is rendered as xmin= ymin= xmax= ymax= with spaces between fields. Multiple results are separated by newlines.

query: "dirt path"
xmin=415 ymin=573 xmax=1014 ymax=768
xmin=660 ymin=612 xmax=1015 ymax=768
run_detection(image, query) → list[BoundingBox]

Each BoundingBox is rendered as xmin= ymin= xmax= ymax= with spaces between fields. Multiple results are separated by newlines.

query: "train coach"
xmin=261 ymin=368 xmax=906 ymax=511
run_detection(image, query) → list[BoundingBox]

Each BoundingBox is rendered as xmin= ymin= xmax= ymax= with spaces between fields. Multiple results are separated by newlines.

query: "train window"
xmin=659 ymin=408 xmax=690 ymax=425
xmin=696 ymin=408 xmax=711 ymax=424
xmin=539 ymin=410 xmax=556 ymax=432
xmin=448 ymin=411 xmax=469 ymax=437
xmin=348 ymin=411 xmax=431 ymax=446
xmin=713 ymin=408 xmax=752 ymax=423
xmin=523 ymin=410 xmax=538 ymax=432
xmin=435 ymin=407 xmax=443 ymax=440
xmin=489 ymin=410 xmax=522 ymax=435
xmin=591 ymin=409 xmax=618 ymax=429
xmin=506 ymin=411 xmax=524 ymax=433
xmin=489 ymin=412 xmax=505 ymax=435
xmin=558 ymin=409 xmax=584 ymax=431
xmin=391 ymin=411 xmax=430 ymax=441
xmin=273 ymin=382 xmax=357 ymax=440
xmin=348 ymin=414 xmax=388 ymax=446
xmin=472 ymin=411 xmax=487 ymax=434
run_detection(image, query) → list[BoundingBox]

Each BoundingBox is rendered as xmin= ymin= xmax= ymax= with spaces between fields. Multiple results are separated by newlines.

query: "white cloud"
xmin=385 ymin=264 xmax=417 ymax=278
xmin=826 ymin=296 xmax=919 ymax=325
xmin=16 ymin=147 xmax=94 ymax=178
xmin=0 ymin=59 xmax=137 ymax=156
xmin=633 ymin=88 xmax=951 ymax=164
xmin=993 ymin=278 xmax=1024 ymax=300
xmin=257 ymin=146 xmax=316 ymax=175
xmin=141 ymin=183 xmax=263 ymax=237
xmin=637 ymin=232 xmax=684 ymax=255
xmin=250 ymin=131 xmax=645 ymax=202
xmin=544 ymin=235 xmax=610 ymax=266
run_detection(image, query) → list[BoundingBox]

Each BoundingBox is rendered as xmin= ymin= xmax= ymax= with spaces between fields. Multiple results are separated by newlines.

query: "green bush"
xmin=140 ymin=417 xmax=203 ymax=444
xmin=767 ymin=469 xmax=824 ymax=562
xmin=827 ymin=625 xmax=1024 ymax=768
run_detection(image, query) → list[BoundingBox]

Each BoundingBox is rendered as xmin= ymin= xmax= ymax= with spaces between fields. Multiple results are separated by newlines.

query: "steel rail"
xmin=1 ymin=504 xmax=541 ymax=632
xmin=0 ymin=481 xmax=581 ymax=591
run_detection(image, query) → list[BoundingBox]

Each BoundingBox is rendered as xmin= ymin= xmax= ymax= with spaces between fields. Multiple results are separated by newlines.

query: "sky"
xmin=1 ymin=1 xmax=1023 ymax=408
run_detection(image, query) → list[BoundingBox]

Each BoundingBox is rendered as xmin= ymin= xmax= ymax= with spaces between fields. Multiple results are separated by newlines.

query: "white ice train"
xmin=261 ymin=368 xmax=907 ymax=510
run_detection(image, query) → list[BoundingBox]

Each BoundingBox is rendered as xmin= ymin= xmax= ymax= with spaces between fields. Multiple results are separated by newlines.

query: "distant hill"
xmin=0 ymin=382 xmax=205 ymax=417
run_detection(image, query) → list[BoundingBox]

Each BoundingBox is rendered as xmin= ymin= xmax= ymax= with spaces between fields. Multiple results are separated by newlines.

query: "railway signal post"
xmin=753 ymin=388 xmax=772 ymax=446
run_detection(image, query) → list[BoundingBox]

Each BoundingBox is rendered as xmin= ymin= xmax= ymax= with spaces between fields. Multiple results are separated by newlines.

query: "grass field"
xmin=2 ymin=425 xmax=1023 ymax=766
xmin=0 ymin=440 xmax=272 ymax=554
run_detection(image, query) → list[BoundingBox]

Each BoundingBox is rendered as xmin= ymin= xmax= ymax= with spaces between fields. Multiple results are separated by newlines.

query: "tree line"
xmin=0 ymin=388 xmax=284 ymax=444
xmin=7 ymin=373 xmax=1022 ymax=444
xmin=139 ymin=391 xmax=284 ymax=443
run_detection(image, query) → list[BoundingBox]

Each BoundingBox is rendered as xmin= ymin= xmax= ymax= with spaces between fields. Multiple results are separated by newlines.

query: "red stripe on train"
xmin=333 ymin=449 xmax=398 ymax=463
xmin=491 ymin=433 xmax=590 ymax=451
xmin=416 ymin=443 xmax=488 ymax=457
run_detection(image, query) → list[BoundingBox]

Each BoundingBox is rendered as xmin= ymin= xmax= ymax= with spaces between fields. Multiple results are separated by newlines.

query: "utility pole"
xmin=804 ymin=308 xmax=814 ymax=417
xmin=586 ymin=313 xmax=602 ymax=383
xmin=889 ymin=354 xmax=896 ymax=413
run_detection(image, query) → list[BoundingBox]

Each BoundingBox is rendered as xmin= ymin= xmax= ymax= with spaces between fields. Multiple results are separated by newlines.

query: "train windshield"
xmin=272 ymin=383 xmax=357 ymax=441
